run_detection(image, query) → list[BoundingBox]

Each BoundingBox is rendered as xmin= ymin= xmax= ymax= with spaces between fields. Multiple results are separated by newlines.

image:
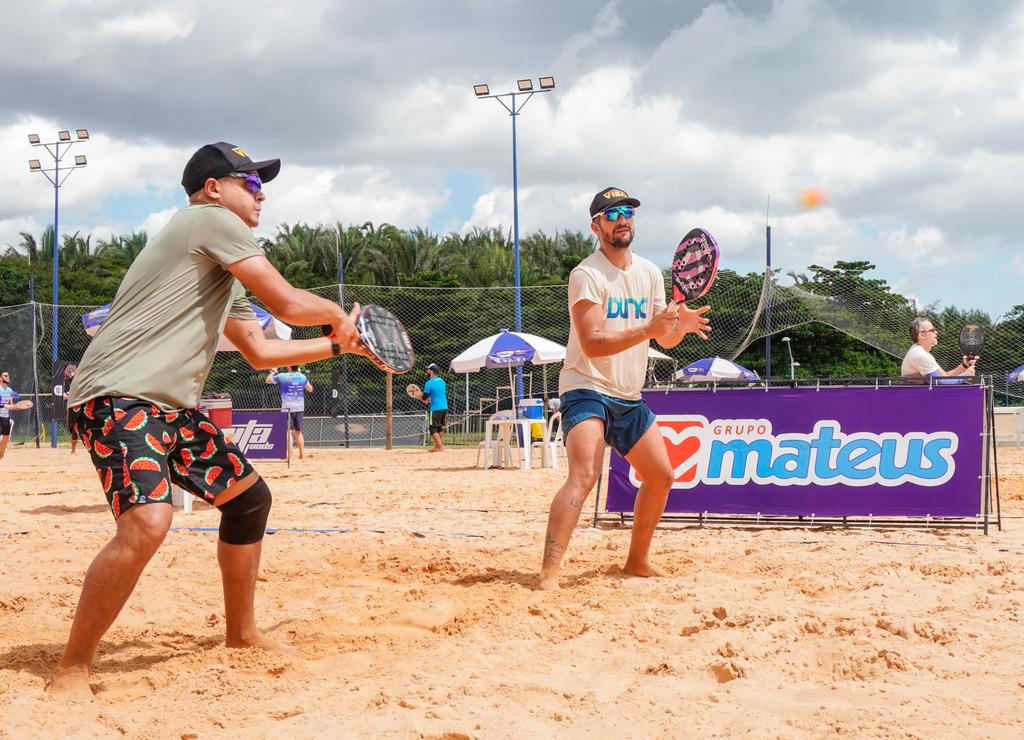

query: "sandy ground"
xmin=1 ymin=443 xmax=1023 ymax=739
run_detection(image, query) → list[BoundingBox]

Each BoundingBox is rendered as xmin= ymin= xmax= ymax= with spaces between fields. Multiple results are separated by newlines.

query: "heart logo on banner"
xmin=629 ymin=416 xmax=708 ymax=488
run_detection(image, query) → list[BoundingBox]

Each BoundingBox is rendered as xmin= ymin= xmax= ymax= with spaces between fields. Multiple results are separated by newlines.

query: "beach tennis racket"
xmin=3 ymin=399 xmax=33 ymax=411
xmin=322 ymin=304 xmax=415 ymax=374
xmin=672 ymin=228 xmax=719 ymax=304
xmin=958 ymin=324 xmax=984 ymax=362
xmin=406 ymin=383 xmax=424 ymax=400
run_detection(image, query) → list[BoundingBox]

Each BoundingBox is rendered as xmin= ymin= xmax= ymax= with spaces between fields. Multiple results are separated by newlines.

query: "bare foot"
xmin=622 ymin=560 xmax=670 ymax=578
xmin=536 ymin=570 xmax=561 ymax=591
xmin=226 ymin=631 xmax=295 ymax=652
xmin=45 ymin=666 xmax=95 ymax=701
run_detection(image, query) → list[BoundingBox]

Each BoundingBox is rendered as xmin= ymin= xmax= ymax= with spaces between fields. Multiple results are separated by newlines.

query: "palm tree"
xmin=96 ymin=231 xmax=148 ymax=263
xmin=3 ymin=226 xmax=53 ymax=263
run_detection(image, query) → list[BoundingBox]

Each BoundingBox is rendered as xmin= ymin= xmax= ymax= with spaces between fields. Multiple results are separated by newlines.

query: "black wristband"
xmin=962 ymin=361 xmax=969 ymax=370
xmin=331 ymin=341 xmax=341 ymax=356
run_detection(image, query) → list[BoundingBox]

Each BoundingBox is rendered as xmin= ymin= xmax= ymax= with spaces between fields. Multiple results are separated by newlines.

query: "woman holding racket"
xmin=537 ymin=187 xmax=712 ymax=591
xmin=48 ymin=142 xmax=371 ymax=700
xmin=900 ymin=318 xmax=976 ymax=380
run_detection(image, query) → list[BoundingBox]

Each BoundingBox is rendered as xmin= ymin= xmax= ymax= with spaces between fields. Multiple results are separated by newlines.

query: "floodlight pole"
xmin=336 ymin=235 xmax=351 ymax=447
xmin=28 ymin=131 xmax=88 ymax=448
xmin=477 ymin=81 xmax=554 ymax=403
xmin=765 ymin=222 xmax=772 ymax=383
xmin=781 ymin=337 xmax=796 ymax=380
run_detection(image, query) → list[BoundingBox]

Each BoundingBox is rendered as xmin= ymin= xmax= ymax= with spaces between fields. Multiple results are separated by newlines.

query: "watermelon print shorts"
xmin=68 ymin=396 xmax=256 ymax=520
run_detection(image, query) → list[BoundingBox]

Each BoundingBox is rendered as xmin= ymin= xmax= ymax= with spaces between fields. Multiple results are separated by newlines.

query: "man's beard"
xmin=608 ymin=228 xmax=633 ymax=249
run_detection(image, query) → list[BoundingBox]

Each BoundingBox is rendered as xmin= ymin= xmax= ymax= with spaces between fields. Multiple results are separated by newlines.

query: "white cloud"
xmin=138 ymin=207 xmax=177 ymax=236
xmin=95 ymin=10 xmax=196 ymax=42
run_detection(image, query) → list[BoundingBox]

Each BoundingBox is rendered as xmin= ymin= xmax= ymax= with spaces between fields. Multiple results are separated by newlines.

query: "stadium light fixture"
xmin=538 ymin=76 xmax=555 ymax=89
xmin=473 ymin=83 xmax=490 ymax=97
xmin=516 ymin=78 xmax=533 ymax=92
xmin=25 ymin=128 xmax=91 ymax=448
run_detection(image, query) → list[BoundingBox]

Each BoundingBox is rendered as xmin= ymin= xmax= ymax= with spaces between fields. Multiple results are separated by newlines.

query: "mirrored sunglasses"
xmin=226 ymin=172 xmax=263 ymax=195
xmin=594 ymin=205 xmax=634 ymax=222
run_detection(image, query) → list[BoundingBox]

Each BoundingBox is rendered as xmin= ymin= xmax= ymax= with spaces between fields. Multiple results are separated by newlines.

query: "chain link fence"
xmin=3 ymin=276 xmax=1022 ymax=447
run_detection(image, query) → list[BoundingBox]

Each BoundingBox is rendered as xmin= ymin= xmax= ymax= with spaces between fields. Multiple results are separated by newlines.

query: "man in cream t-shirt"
xmin=537 ymin=187 xmax=712 ymax=591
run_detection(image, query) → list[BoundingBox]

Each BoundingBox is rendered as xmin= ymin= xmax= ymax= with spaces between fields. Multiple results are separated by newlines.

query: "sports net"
xmin=3 ymin=263 xmax=1021 ymax=447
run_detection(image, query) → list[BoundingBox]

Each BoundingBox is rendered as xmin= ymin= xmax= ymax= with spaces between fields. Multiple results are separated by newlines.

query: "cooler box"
xmin=198 ymin=395 xmax=233 ymax=429
xmin=518 ymin=398 xmax=545 ymax=443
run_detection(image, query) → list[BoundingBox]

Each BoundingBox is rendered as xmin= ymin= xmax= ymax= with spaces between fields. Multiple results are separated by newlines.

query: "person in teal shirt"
xmin=420 ymin=363 xmax=448 ymax=452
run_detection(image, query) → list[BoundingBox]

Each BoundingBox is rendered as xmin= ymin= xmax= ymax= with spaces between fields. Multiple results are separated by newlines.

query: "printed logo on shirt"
xmin=607 ymin=296 xmax=648 ymax=320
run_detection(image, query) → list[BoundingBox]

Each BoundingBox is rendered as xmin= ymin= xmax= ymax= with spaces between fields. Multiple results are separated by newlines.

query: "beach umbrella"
xmin=675 ymin=356 xmax=759 ymax=382
xmin=450 ymin=329 xmax=566 ymax=406
xmin=648 ymin=347 xmax=673 ymax=361
xmin=81 ymin=303 xmax=292 ymax=351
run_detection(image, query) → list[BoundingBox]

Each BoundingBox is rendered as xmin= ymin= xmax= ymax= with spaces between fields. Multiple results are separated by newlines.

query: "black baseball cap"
xmin=181 ymin=142 xmax=281 ymax=196
xmin=589 ymin=186 xmax=641 ymax=217
xmin=426 ymin=363 xmax=440 ymax=373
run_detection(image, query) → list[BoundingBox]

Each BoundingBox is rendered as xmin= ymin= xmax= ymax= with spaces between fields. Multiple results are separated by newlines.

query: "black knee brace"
xmin=217 ymin=477 xmax=272 ymax=545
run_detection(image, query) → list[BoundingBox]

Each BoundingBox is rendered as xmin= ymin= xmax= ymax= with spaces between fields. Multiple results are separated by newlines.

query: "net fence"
xmin=2 ymin=268 xmax=1021 ymax=447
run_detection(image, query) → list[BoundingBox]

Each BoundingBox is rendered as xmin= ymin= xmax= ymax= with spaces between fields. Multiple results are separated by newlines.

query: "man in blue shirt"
xmin=0 ymin=370 xmax=21 ymax=460
xmin=266 ymin=366 xmax=313 ymax=459
xmin=419 ymin=363 xmax=448 ymax=452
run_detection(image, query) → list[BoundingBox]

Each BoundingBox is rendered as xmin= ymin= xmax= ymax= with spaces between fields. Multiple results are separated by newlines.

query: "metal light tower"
xmin=780 ymin=336 xmax=799 ymax=380
xmin=28 ymin=128 xmax=89 ymax=448
xmin=475 ymin=76 xmax=555 ymax=402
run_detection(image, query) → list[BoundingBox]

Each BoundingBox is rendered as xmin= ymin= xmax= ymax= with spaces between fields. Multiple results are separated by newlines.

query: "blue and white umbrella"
xmin=82 ymin=303 xmax=292 ymax=351
xmin=1007 ymin=365 xmax=1024 ymax=382
xmin=450 ymin=329 xmax=566 ymax=372
xmin=450 ymin=330 xmax=566 ymax=404
xmin=675 ymin=356 xmax=759 ymax=382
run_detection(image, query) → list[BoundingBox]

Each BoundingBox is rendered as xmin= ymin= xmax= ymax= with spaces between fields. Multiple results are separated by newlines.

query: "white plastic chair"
xmin=532 ymin=412 xmax=564 ymax=469
xmin=476 ymin=411 xmax=519 ymax=468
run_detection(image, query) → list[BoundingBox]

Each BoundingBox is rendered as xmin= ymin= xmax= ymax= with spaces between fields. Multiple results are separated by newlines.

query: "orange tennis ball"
xmin=796 ymin=187 xmax=827 ymax=209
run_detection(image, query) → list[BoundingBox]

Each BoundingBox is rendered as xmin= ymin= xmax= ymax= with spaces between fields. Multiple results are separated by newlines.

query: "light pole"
xmin=28 ymin=128 xmax=89 ymax=448
xmin=335 ymin=232 xmax=352 ymax=447
xmin=780 ymin=336 xmax=799 ymax=380
xmin=474 ymin=76 xmax=555 ymax=402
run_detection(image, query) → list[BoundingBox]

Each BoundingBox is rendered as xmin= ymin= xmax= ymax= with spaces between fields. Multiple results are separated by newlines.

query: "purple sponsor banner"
xmin=227 ymin=411 xmax=289 ymax=460
xmin=607 ymin=385 xmax=984 ymax=518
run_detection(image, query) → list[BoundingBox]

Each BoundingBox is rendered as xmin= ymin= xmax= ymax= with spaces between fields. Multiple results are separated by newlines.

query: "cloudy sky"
xmin=2 ymin=0 xmax=1022 ymax=318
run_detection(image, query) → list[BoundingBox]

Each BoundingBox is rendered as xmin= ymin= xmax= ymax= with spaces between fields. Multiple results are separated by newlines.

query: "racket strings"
xmin=359 ymin=308 xmax=415 ymax=373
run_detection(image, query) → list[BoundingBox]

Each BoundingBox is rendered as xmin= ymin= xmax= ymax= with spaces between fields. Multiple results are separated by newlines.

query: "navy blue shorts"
xmin=286 ymin=410 xmax=304 ymax=431
xmin=559 ymin=389 xmax=656 ymax=456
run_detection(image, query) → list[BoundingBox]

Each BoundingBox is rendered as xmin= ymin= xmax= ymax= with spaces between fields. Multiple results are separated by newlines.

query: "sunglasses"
xmin=226 ymin=172 xmax=263 ymax=195
xmin=594 ymin=205 xmax=635 ymax=222
xmin=921 ymin=328 xmax=937 ymax=334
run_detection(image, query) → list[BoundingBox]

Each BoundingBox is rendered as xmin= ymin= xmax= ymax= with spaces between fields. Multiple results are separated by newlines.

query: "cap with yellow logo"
xmin=589 ymin=186 xmax=641 ymax=217
xmin=181 ymin=141 xmax=281 ymax=196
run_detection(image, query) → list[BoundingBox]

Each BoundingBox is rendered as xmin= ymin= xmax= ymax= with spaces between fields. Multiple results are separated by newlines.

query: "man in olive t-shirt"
xmin=48 ymin=142 xmax=368 ymax=701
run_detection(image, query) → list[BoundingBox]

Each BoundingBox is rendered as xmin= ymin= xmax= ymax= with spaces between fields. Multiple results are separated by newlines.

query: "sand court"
xmin=1 ymin=444 xmax=1023 ymax=737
